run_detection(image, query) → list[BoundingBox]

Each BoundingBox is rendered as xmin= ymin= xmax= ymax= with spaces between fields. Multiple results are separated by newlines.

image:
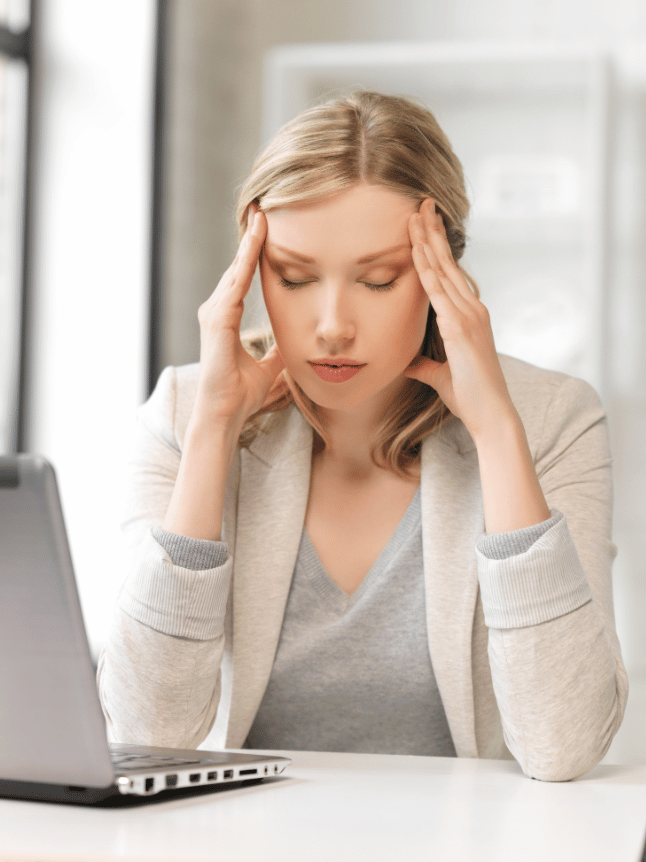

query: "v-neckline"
xmin=299 ymin=486 xmax=422 ymax=613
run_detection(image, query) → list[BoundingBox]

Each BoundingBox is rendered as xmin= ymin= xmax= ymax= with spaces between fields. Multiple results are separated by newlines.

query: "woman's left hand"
xmin=404 ymin=198 xmax=517 ymax=443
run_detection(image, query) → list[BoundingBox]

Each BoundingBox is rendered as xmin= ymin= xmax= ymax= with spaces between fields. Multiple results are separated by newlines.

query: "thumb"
xmin=403 ymin=355 xmax=444 ymax=389
xmin=258 ymin=341 xmax=285 ymax=382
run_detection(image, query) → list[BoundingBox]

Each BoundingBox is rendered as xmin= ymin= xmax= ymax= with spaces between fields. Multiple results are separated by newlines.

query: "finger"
xmin=419 ymin=233 xmax=473 ymax=311
xmin=200 ymin=211 xmax=266 ymax=323
xmin=423 ymin=206 xmax=477 ymax=306
xmin=408 ymin=206 xmax=427 ymax=247
xmin=411 ymin=235 xmax=469 ymax=319
xmin=419 ymin=203 xmax=470 ymax=290
xmin=403 ymin=355 xmax=447 ymax=391
xmin=246 ymin=201 xmax=258 ymax=229
xmin=225 ymin=209 xmax=267 ymax=302
xmin=413 ymin=211 xmax=480 ymax=322
xmin=216 ymin=214 xmax=260 ymax=287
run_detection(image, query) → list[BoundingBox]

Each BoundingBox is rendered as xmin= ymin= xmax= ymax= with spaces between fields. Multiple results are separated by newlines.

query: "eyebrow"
xmin=268 ymin=243 xmax=411 ymax=265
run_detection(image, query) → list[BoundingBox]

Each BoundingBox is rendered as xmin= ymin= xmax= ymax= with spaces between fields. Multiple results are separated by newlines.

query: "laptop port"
xmin=239 ymin=768 xmax=257 ymax=776
xmin=274 ymin=765 xmax=279 ymax=773
xmin=207 ymin=771 xmax=217 ymax=781
xmin=264 ymin=766 xmax=269 ymax=775
xmin=145 ymin=777 xmax=155 ymax=793
xmin=189 ymin=773 xmax=201 ymax=783
xmin=166 ymin=774 xmax=178 ymax=788
xmin=223 ymin=769 xmax=234 ymax=779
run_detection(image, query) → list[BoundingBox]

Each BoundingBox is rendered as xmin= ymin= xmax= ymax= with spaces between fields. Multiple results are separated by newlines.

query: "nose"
xmin=315 ymin=282 xmax=356 ymax=348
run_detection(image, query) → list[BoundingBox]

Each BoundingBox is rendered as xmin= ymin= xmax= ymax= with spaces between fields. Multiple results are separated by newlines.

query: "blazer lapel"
xmin=421 ymin=417 xmax=484 ymax=758
xmin=226 ymin=407 xmax=313 ymax=746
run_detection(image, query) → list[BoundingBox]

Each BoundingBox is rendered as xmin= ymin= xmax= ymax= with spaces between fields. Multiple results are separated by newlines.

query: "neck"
xmin=311 ymin=376 xmax=404 ymax=479
xmin=314 ymin=413 xmax=377 ymax=478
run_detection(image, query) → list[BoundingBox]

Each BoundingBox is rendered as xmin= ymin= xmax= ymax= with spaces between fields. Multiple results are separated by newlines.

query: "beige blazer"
xmin=99 ymin=354 xmax=628 ymax=781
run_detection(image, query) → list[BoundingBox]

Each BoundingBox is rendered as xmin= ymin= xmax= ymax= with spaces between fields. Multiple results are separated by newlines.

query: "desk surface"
xmin=1 ymin=751 xmax=646 ymax=862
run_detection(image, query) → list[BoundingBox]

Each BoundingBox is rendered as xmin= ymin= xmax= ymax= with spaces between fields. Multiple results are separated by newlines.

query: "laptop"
xmin=0 ymin=454 xmax=290 ymax=804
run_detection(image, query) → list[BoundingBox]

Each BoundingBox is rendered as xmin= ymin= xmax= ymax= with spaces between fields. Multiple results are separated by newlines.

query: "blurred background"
xmin=1 ymin=0 xmax=645 ymax=764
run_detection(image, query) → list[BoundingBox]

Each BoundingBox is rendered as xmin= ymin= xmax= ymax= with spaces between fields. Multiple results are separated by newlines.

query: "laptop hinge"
xmin=0 ymin=463 xmax=20 ymax=487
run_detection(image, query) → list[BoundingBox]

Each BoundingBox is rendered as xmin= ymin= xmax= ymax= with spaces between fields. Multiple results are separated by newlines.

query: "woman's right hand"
xmin=194 ymin=206 xmax=284 ymax=428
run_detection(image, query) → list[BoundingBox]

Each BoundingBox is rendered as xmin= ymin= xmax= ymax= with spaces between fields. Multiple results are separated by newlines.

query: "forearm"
xmin=99 ymin=522 xmax=233 ymax=747
xmin=488 ymin=601 xmax=625 ymax=781
xmin=162 ymin=414 xmax=241 ymax=541
xmin=98 ymin=606 xmax=224 ymax=748
xmin=473 ymin=368 xmax=627 ymax=780
xmin=477 ymin=513 xmax=626 ymax=781
xmin=475 ymin=408 xmax=551 ymax=535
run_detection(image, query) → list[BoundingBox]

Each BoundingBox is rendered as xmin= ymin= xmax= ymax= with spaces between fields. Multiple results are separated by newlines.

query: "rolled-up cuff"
xmin=152 ymin=525 xmax=228 ymax=570
xmin=119 ymin=528 xmax=232 ymax=640
xmin=477 ymin=510 xmax=561 ymax=560
xmin=477 ymin=511 xmax=593 ymax=629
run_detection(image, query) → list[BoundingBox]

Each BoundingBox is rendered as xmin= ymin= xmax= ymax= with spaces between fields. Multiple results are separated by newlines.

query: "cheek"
xmin=409 ymin=282 xmax=430 ymax=322
xmin=388 ymin=283 xmax=430 ymax=350
xmin=260 ymin=277 xmax=301 ymax=357
xmin=259 ymin=261 xmax=272 ymax=313
xmin=260 ymin=267 xmax=283 ymax=330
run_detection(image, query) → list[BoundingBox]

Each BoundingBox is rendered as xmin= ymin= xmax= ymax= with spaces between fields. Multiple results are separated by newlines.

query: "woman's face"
xmin=260 ymin=183 xmax=430 ymax=416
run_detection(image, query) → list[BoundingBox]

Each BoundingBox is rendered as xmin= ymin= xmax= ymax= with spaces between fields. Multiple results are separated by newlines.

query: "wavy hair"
xmin=236 ymin=91 xmax=476 ymax=477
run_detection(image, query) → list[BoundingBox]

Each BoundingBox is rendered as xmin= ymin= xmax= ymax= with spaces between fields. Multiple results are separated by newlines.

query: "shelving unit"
xmin=262 ymin=42 xmax=611 ymax=393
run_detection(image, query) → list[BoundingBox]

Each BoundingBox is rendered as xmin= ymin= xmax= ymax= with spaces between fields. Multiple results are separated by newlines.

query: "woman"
xmin=98 ymin=91 xmax=627 ymax=781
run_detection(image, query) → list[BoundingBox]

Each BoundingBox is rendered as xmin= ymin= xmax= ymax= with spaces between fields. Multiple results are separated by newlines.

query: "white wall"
xmin=25 ymin=0 xmax=155 ymax=657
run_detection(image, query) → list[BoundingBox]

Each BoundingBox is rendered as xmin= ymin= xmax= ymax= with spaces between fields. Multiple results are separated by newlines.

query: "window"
xmin=0 ymin=0 xmax=30 ymax=451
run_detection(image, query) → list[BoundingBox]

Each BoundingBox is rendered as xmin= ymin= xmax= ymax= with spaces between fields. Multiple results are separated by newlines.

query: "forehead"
xmin=264 ymin=184 xmax=419 ymax=262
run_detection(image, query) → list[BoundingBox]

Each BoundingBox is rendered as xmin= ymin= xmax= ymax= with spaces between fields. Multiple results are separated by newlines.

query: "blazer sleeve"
xmin=97 ymin=365 xmax=237 ymax=748
xmin=477 ymin=372 xmax=628 ymax=781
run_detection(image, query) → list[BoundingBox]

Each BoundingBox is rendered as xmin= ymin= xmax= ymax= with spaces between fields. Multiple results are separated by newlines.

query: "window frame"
xmin=0 ymin=2 xmax=33 ymax=452
xmin=148 ymin=0 xmax=168 ymax=397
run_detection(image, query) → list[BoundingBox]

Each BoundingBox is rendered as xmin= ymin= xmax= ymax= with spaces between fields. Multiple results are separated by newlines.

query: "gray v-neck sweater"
xmin=152 ymin=496 xmax=559 ymax=756
xmin=244 ymin=487 xmax=457 ymax=756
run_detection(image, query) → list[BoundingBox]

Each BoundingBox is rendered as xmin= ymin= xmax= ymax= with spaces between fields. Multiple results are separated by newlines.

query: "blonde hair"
xmin=237 ymin=91 xmax=476 ymax=477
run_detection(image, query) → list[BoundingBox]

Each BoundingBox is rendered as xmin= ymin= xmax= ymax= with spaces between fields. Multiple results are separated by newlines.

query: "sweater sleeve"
xmin=97 ymin=365 xmax=237 ymax=748
xmin=476 ymin=373 xmax=628 ymax=781
xmin=477 ymin=510 xmax=559 ymax=560
xmin=152 ymin=526 xmax=228 ymax=571
xmin=476 ymin=510 xmax=593 ymax=629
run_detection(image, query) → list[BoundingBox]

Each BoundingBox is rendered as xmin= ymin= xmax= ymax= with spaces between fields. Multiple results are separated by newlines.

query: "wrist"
xmin=471 ymin=403 xmax=524 ymax=454
xmin=187 ymin=402 xmax=245 ymax=446
xmin=473 ymin=407 xmax=551 ymax=534
xmin=163 ymin=421 xmax=237 ymax=542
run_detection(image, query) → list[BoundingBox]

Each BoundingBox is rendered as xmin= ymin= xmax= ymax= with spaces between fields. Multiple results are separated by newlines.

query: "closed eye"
xmin=279 ymin=276 xmax=396 ymax=291
xmin=363 ymin=280 xmax=396 ymax=292
xmin=280 ymin=277 xmax=312 ymax=289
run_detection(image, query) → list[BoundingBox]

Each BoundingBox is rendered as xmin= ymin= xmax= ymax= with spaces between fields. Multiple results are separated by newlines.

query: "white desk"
xmin=1 ymin=751 xmax=646 ymax=862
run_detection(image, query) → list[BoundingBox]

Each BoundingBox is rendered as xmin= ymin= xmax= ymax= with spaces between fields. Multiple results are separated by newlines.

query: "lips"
xmin=309 ymin=357 xmax=364 ymax=366
xmin=309 ymin=361 xmax=366 ymax=383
